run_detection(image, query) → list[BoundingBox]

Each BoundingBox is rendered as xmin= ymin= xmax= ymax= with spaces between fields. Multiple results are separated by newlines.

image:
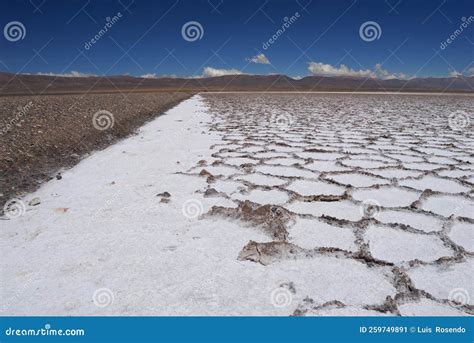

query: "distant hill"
xmin=0 ymin=72 xmax=472 ymax=95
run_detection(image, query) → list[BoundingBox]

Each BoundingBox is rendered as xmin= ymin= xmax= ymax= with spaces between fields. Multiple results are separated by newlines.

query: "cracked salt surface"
xmin=369 ymin=168 xmax=423 ymax=179
xmin=403 ymin=162 xmax=446 ymax=171
xmin=232 ymin=189 xmax=289 ymax=205
xmin=197 ymin=93 xmax=473 ymax=316
xmin=365 ymin=224 xmax=453 ymax=263
xmin=448 ymin=221 xmax=474 ymax=252
xmin=305 ymin=160 xmax=349 ymax=172
xmin=386 ymin=153 xmax=425 ymax=163
xmin=265 ymin=157 xmax=305 ymax=166
xmin=325 ymin=172 xmax=390 ymax=187
xmin=211 ymin=180 xmax=244 ymax=194
xmin=289 ymin=218 xmax=357 ymax=251
xmin=408 ymin=259 xmax=474 ymax=306
xmin=198 ymin=165 xmax=242 ymax=177
xmin=253 ymin=151 xmax=288 ymax=158
xmin=399 ymin=175 xmax=470 ymax=193
xmin=234 ymin=173 xmax=288 ymax=187
xmin=287 ymin=180 xmax=345 ymax=196
xmin=352 ymin=187 xmax=420 ymax=207
xmin=376 ymin=209 xmax=444 ymax=233
xmin=437 ymin=169 xmax=474 ymax=178
xmin=302 ymin=307 xmax=391 ymax=316
xmin=226 ymin=157 xmax=259 ymax=166
xmin=341 ymin=159 xmax=393 ymax=169
xmin=288 ymin=200 xmax=363 ymax=221
xmin=2 ymin=93 xmax=473 ymax=316
xmin=422 ymin=195 xmax=474 ymax=219
xmin=398 ymin=298 xmax=468 ymax=316
xmin=296 ymin=152 xmax=345 ymax=160
xmin=297 ymin=259 xmax=393 ymax=301
xmin=255 ymin=165 xmax=317 ymax=178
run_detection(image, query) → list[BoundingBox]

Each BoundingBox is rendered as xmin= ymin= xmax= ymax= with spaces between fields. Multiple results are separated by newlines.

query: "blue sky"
xmin=0 ymin=0 xmax=472 ymax=79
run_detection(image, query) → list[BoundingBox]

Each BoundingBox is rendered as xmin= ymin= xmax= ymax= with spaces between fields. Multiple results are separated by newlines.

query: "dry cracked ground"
xmin=185 ymin=93 xmax=473 ymax=316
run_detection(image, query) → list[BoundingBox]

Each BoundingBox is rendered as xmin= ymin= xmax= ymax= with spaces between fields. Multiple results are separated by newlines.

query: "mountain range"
xmin=0 ymin=72 xmax=472 ymax=95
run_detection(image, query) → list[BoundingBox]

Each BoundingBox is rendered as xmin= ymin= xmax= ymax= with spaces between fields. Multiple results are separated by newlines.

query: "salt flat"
xmin=1 ymin=93 xmax=473 ymax=316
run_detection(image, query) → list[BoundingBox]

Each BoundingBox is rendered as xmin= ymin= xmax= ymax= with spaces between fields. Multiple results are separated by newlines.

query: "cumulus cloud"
xmin=307 ymin=61 xmax=410 ymax=80
xmin=449 ymin=70 xmax=463 ymax=77
xmin=374 ymin=63 xmax=396 ymax=79
xmin=445 ymin=68 xmax=474 ymax=77
xmin=140 ymin=73 xmax=157 ymax=79
xmin=34 ymin=71 xmax=97 ymax=77
xmin=246 ymin=53 xmax=270 ymax=64
xmin=160 ymin=74 xmax=180 ymax=78
xmin=308 ymin=62 xmax=373 ymax=78
xmin=373 ymin=64 xmax=410 ymax=80
xmin=142 ymin=74 xmax=181 ymax=79
xmin=202 ymin=67 xmax=243 ymax=77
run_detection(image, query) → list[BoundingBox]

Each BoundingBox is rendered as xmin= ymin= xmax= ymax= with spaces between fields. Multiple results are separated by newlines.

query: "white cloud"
xmin=449 ymin=70 xmax=462 ymax=77
xmin=374 ymin=63 xmax=396 ymax=79
xmin=202 ymin=67 xmax=243 ymax=78
xmin=159 ymin=74 xmax=180 ymax=78
xmin=34 ymin=71 xmax=97 ymax=78
xmin=140 ymin=73 xmax=157 ymax=79
xmin=308 ymin=62 xmax=374 ymax=78
xmin=141 ymin=73 xmax=182 ymax=79
xmin=246 ymin=53 xmax=270 ymax=64
xmin=373 ymin=64 xmax=410 ymax=80
xmin=445 ymin=68 xmax=474 ymax=77
xmin=397 ymin=72 xmax=409 ymax=80
xmin=307 ymin=61 xmax=410 ymax=80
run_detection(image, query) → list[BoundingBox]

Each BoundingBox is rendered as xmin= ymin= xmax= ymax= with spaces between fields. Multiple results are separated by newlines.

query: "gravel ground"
xmin=0 ymin=92 xmax=193 ymax=207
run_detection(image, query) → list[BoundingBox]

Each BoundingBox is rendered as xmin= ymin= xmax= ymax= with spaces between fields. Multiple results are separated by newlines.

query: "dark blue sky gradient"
xmin=0 ymin=0 xmax=472 ymax=78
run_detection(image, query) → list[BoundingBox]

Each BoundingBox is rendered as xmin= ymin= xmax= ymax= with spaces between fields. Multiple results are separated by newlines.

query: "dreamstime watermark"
xmin=84 ymin=12 xmax=123 ymax=50
xmin=1 ymin=101 xmax=33 ymax=136
xmin=270 ymin=287 xmax=293 ymax=308
xmin=440 ymin=16 xmax=474 ymax=50
xmin=262 ymin=12 xmax=300 ymax=50
xmin=448 ymin=110 xmax=470 ymax=131
xmin=3 ymin=198 xmax=26 ymax=219
xmin=181 ymin=21 xmax=204 ymax=42
xmin=182 ymin=199 xmax=203 ymax=219
xmin=359 ymin=21 xmax=382 ymax=42
xmin=448 ymin=288 xmax=470 ymax=307
xmin=92 ymin=110 xmax=115 ymax=130
xmin=270 ymin=112 xmax=294 ymax=129
xmin=85 ymin=191 xmax=119 ymax=227
xmin=3 ymin=21 xmax=26 ymax=42
xmin=93 ymin=288 xmax=114 ymax=308
xmin=1 ymin=277 xmax=33 ymax=312
xmin=360 ymin=199 xmax=381 ymax=218
xmin=5 ymin=324 xmax=85 ymax=337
